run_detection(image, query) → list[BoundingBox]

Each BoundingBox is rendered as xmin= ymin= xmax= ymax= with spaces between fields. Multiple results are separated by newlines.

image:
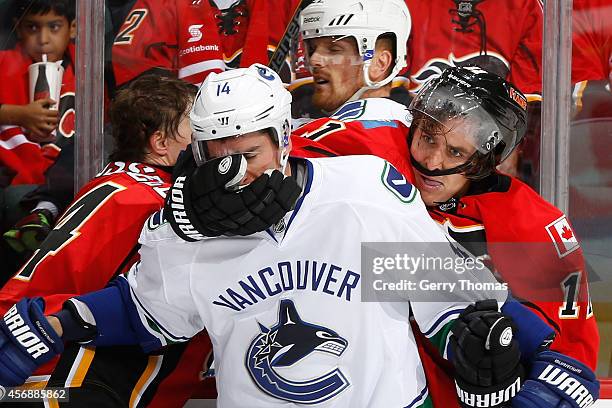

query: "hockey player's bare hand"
xmin=18 ymin=99 xmax=58 ymax=142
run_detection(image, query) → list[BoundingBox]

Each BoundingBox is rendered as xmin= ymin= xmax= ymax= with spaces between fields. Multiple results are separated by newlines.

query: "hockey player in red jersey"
xmin=298 ymin=67 xmax=599 ymax=407
xmin=111 ymin=0 xmax=300 ymax=87
xmin=407 ymin=67 xmax=598 ymax=366
xmin=0 ymin=75 xmax=215 ymax=407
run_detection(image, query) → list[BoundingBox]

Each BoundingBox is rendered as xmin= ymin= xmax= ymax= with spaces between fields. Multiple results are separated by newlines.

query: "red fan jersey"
xmin=404 ymin=0 xmax=543 ymax=100
xmin=0 ymin=43 xmax=76 ymax=185
xmin=0 ymin=162 xmax=214 ymax=407
xmin=571 ymin=0 xmax=612 ymax=116
xmin=112 ymin=0 xmax=300 ymax=86
xmin=292 ymin=113 xmax=599 ymax=406
xmin=572 ymin=0 xmax=612 ymax=84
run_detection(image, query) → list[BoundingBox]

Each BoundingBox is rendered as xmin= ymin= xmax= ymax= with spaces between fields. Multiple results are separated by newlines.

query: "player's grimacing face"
xmin=409 ymin=123 xmax=476 ymax=206
xmin=17 ymin=11 xmax=76 ymax=62
xmin=306 ymin=37 xmax=364 ymax=112
xmin=206 ymin=130 xmax=281 ymax=186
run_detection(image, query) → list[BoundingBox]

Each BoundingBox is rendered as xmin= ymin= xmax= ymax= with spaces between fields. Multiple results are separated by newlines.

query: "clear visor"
xmin=410 ymin=124 xmax=479 ymax=169
xmin=191 ymin=137 xmax=256 ymax=166
xmin=291 ymin=35 xmax=364 ymax=76
xmin=409 ymin=84 xmax=513 ymax=156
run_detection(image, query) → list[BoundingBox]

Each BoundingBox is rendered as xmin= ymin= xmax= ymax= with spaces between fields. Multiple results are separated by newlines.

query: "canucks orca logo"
xmin=246 ymin=299 xmax=350 ymax=404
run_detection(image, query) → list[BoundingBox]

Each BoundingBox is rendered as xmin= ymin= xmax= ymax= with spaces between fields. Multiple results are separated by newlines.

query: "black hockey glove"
xmin=450 ymin=299 xmax=524 ymax=408
xmin=165 ymin=149 xmax=301 ymax=241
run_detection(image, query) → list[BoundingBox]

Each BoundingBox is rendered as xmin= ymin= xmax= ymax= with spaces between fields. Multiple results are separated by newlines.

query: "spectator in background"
xmin=571 ymin=0 xmax=612 ymax=119
xmin=402 ymin=0 xmax=544 ymax=186
xmin=110 ymin=0 xmax=301 ymax=88
xmin=0 ymin=75 xmax=215 ymax=408
xmin=0 ymin=0 xmax=76 ymax=188
xmin=0 ymin=0 xmax=76 ymax=276
xmin=2 ymin=0 xmax=141 ymax=261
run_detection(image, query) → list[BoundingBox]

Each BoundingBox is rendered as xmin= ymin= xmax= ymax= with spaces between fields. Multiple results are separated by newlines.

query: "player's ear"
xmin=368 ymin=47 xmax=393 ymax=82
xmin=69 ymin=19 xmax=77 ymax=40
xmin=148 ymin=130 xmax=168 ymax=157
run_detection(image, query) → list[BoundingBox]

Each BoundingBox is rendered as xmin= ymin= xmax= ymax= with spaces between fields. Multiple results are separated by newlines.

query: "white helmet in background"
xmin=300 ymin=0 xmax=411 ymax=90
xmin=190 ymin=63 xmax=292 ymax=170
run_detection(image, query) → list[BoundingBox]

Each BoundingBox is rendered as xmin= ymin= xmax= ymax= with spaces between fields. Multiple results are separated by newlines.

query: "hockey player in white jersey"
xmin=293 ymin=0 xmax=413 ymax=125
xmin=0 ymin=65 xmax=597 ymax=408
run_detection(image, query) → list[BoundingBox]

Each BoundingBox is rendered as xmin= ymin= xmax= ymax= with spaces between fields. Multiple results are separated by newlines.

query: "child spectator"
xmin=0 ymin=0 xmax=76 ymax=275
xmin=0 ymin=0 xmax=76 ymax=187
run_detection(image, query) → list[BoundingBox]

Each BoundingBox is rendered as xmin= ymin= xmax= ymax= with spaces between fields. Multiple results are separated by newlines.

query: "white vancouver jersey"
xmin=127 ymin=155 xmax=505 ymax=407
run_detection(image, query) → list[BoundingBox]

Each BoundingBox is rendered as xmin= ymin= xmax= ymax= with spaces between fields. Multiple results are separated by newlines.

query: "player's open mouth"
xmin=313 ymin=76 xmax=330 ymax=85
xmin=417 ymin=173 xmax=444 ymax=190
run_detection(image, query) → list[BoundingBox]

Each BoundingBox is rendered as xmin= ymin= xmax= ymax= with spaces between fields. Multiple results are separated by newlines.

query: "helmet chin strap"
xmin=279 ymin=150 xmax=290 ymax=174
xmin=410 ymin=155 xmax=473 ymax=177
xmin=410 ymin=157 xmax=464 ymax=212
xmin=345 ymin=60 xmax=397 ymax=104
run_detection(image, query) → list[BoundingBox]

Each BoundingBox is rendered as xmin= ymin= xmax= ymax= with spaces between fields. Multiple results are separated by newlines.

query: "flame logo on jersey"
xmin=245 ymin=299 xmax=350 ymax=404
xmin=411 ymin=52 xmax=510 ymax=91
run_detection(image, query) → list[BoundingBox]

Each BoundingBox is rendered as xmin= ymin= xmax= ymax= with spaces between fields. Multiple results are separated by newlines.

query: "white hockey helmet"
xmin=190 ymin=63 xmax=292 ymax=170
xmin=299 ymin=0 xmax=411 ymax=89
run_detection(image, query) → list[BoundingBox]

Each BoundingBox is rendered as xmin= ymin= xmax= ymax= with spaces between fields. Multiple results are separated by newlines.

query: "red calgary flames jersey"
xmin=0 ymin=43 xmax=76 ymax=185
xmin=292 ymin=117 xmax=414 ymax=178
xmin=572 ymin=0 xmax=612 ymax=84
xmin=428 ymin=177 xmax=598 ymax=368
xmin=292 ymin=115 xmax=599 ymax=406
xmin=404 ymin=0 xmax=544 ymax=99
xmin=0 ymin=162 xmax=171 ymax=313
xmin=0 ymin=162 xmax=214 ymax=407
xmin=112 ymin=0 xmax=300 ymax=86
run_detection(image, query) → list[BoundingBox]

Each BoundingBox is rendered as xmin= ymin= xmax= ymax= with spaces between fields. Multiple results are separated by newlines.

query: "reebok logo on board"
xmin=546 ymin=216 xmax=580 ymax=258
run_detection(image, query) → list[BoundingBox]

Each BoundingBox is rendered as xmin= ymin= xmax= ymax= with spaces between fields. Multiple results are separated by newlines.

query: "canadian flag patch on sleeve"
xmin=546 ymin=216 xmax=580 ymax=258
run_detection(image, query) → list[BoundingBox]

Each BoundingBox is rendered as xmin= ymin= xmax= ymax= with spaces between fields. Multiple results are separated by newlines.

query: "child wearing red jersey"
xmin=0 ymin=0 xmax=76 ymax=186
